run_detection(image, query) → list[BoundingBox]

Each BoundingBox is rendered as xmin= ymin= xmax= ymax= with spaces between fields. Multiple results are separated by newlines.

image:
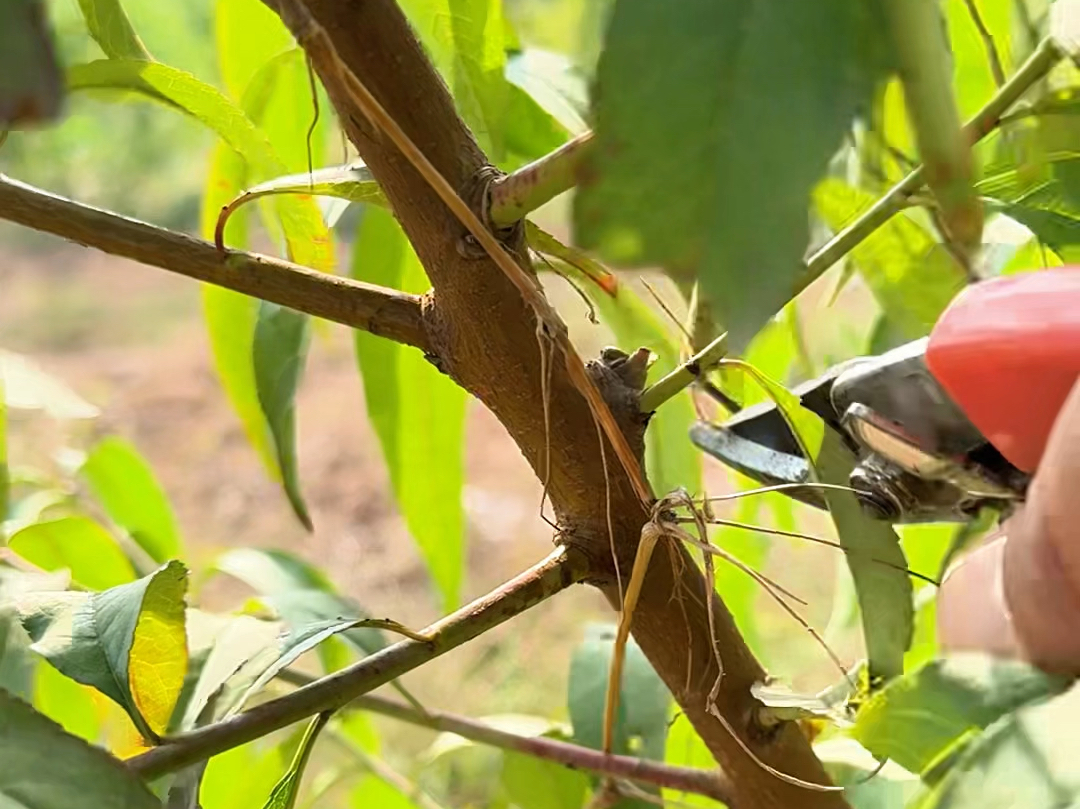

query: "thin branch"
xmin=291 ymin=680 xmax=735 ymax=805
xmin=489 ymin=132 xmax=595 ymax=226
xmin=0 ymin=174 xmax=430 ymax=352
xmin=638 ymin=36 xmax=1063 ymax=414
xmin=962 ymin=0 xmax=1007 ymax=87
xmin=639 ymin=333 xmax=728 ymax=413
xmin=332 ymin=735 xmax=451 ymax=809
xmin=126 ymin=546 xmax=588 ymax=780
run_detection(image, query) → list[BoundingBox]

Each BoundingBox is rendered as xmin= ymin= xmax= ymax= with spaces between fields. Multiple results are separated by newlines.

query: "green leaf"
xmin=17 ymin=560 xmax=189 ymax=739
xmin=0 ymin=0 xmax=63 ymax=127
xmin=662 ymin=713 xmax=720 ymax=809
xmin=720 ymin=360 xmax=913 ymax=681
xmin=68 ymin=59 xmax=333 ymax=523
xmin=215 ymin=0 xmax=295 ymax=100
xmin=9 ymin=517 xmax=136 ymax=590
xmin=80 ymin=437 xmax=183 ymax=563
xmin=915 ymin=679 xmax=1080 ymax=809
xmin=0 ymin=690 xmax=159 ymax=809
xmin=0 ymin=607 xmax=34 ymax=701
xmin=501 ymin=751 xmax=588 ymax=809
xmin=200 ymin=741 xmax=287 ymax=809
xmin=852 ymin=654 xmax=1068 ymax=776
xmin=212 ymin=548 xmax=425 ymax=708
xmin=232 ymin=618 xmax=385 ymax=713
xmin=260 ymin=712 xmax=331 ymax=809
xmin=253 ymin=302 xmax=312 ymax=529
xmin=568 ymin=623 xmax=670 ymax=760
xmin=351 ymin=775 xmax=424 ymax=809
xmin=33 ymin=658 xmax=101 ymax=743
xmin=76 ymin=0 xmax=151 ymax=60
xmin=986 ymin=198 xmax=1080 ymax=261
xmin=225 ymin=163 xmax=384 ymax=219
xmin=398 ymin=0 xmax=568 ymax=165
xmin=814 ymin=179 xmax=968 ymax=340
xmin=575 ymin=0 xmax=890 ymax=346
xmin=352 ymin=207 xmax=466 ymax=612
xmin=215 ymin=548 xmax=387 ymax=657
xmin=814 ymin=738 xmax=918 ymax=809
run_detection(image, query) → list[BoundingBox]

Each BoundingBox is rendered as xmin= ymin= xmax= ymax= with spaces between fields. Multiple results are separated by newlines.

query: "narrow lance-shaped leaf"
xmin=0 ymin=690 xmax=160 ymax=809
xmin=79 ymin=436 xmax=183 ymax=563
xmin=17 ymin=561 xmax=189 ymax=739
xmin=719 ymin=360 xmax=913 ymax=682
xmin=260 ymin=712 xmax=332 ymax=809
xmin=575 ymin=0 xmax=893 ymax=347
xmin=352 ymin=208 xmax=467 ymax=612
xmin=66 ymin=58 xmax=334 ymax=527
xmin=254 ymin=303 xmax=313 ymax=530
xmin=9 ymin=517 xmax=137 ymax=591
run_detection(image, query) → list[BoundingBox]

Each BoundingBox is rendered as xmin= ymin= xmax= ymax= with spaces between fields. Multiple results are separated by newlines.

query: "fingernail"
xmin=938 ymin=535 xmax=1021 ymax=658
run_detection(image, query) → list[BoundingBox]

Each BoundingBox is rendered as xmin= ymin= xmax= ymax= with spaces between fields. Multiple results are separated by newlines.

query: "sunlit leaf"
xmin=352 ymin=207 xmax=466 ymax=611
xmin=33 ymin=658 xmax=101 ymax=743
xmin=0 ymin=690 xmax=159 ymax=809
xmin=814 ymin=179 xmax=968 ymax=340
xmin=719 ymin=360 xmax=912 ymax=681
xmin=915 ymin=679 xmax=1080 ymax=808
xmin=76 ymin=0 xmax=151 ymax=60
xmin=215 ymin=0 xmax=294 ymax=99
xmin=17 ymin=561 xmax=189 ymax=739
xmin=200 ymin=741 xmax=286 ymax=809
xmin=575 ymin=0 xmax=892 ymax=346
xmin=852 ymin=654 xmax=1068 ymax=775
xmin=0 ymin=0 xmax=63 ymax=127
xmin=568 ymin=623 xmax=670 ymax=760
xmin=505 ymin=48 xmax=589 ymax=135
xmin=398 ymin=0 xmax=568 ymax=166
xmin=351 ymin=775 xmax=424 ymax=809
xmin=9 ymin=517 xmax=136 ymax=590
xmin=80 ymin=437 xmax=183 ymax=563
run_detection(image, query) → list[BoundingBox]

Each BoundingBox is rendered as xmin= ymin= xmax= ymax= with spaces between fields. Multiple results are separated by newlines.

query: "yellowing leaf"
xmin=128 ymin=561 xmax=188 ymax=736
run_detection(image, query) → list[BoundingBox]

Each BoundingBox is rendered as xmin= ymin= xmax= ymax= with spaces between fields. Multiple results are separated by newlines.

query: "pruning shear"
xmin=690 ymin=267 xmax=1080 ymax=524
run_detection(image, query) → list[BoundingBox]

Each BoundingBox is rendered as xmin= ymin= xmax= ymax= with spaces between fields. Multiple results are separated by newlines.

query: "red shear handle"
xmin=926 ymin=267 xmax=1080 ymax=473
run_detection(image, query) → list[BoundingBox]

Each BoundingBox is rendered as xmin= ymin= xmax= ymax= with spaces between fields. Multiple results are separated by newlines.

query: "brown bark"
xmin=261 ymin=1 xmax=845 ymax=805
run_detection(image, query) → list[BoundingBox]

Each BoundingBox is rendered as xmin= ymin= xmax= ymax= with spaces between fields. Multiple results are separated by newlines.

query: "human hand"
xmin=938 ymin=378 xmax=1080 ymax=672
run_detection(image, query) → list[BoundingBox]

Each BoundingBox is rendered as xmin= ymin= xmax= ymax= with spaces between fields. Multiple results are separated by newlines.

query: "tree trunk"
xmin=265 ymin=1 xmax=847 ymax=805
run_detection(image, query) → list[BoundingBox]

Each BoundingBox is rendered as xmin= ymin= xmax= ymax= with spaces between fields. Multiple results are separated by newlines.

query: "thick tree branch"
xmin=489 ymin=132 xmax=595 ymax=227
xmin=258 ymin=2 xmax=846 ymax=806
xmin=0 ymin=174 xmax=430 ymax=352
xmin=279 ymin=676 xmax=736 ymax=805
xmin=127 ymin=546 xmax=587 ymax=780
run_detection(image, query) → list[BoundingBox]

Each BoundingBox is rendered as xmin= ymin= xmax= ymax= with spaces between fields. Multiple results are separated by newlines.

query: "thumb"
xmin=939 ymin=378 xmax=1080 ymax=672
